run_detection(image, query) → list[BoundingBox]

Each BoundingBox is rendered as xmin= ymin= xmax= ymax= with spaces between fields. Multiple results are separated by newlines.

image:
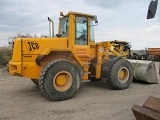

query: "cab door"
xmin=73 ymin=16 xmax=90 ymax=62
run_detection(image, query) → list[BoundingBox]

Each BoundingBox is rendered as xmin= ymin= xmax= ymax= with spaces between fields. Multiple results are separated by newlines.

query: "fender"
xmin=35 ymin=48 xmax=83 ymax=66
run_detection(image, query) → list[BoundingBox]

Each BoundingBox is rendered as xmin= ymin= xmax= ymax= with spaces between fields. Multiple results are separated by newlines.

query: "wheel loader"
xmin=8 ymin=10 xmax=158 ymax=101
xmin=8 ymin=11 xmax=134 ymax=101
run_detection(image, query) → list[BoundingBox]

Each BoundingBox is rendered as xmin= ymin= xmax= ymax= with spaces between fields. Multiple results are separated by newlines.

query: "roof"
xmin=64 ymin=11 xmax=95 ymax=18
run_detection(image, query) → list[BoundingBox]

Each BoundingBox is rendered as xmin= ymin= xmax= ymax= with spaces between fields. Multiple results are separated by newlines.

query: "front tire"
xmin=39 ymin=60 xmax=81 ymax=101
xmin=106 ymin=59 xmax=133 ymax=90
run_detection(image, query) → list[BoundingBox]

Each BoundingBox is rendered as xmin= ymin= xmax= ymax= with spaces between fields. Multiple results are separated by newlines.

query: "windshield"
xmin=59 ymin=17 xmax=69 ymax=37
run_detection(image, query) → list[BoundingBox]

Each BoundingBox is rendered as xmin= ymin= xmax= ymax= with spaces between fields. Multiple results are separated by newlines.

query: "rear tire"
xmin=106 ymin=59 xmax=133 ymax=90
xmin=39 ymin=60 xmax=81 ymax=101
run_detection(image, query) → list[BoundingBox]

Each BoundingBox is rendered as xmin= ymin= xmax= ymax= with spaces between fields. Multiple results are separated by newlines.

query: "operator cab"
xmin=58 ymin=12 xmax=98 ymax=46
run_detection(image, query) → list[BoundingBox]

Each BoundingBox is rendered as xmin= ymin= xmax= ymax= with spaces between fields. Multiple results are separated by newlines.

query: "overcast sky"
xmin=0 ymin=0 xmax=159 ymax=49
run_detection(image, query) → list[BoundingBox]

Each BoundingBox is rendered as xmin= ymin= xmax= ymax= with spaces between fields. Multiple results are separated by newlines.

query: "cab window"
xmin=90 ymin=19 xmax=95 ymax=42
xmin=59 ymin=17 xmax=69 ymax=37
xmin=75 ymin=17 xmax=88 ymax=45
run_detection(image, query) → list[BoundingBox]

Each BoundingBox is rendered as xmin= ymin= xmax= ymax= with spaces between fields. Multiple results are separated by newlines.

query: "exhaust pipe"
xmin=48 ymin=17 xmax=54 ymax=38
xmin=128 ymin=59 xmax=159 ymax=83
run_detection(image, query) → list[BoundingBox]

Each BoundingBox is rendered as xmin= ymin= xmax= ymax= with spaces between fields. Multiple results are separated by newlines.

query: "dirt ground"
xmin=0 ymin=63 xmax=160 ymax=120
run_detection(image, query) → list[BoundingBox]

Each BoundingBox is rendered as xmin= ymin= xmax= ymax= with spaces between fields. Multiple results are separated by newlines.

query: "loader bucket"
xmin=128 ymin=60 xmax=159 ymax=83
xmin=131 ymin=96 xmax=160 ymax=120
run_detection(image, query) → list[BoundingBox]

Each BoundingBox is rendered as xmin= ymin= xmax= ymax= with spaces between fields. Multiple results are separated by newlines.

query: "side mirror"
xmin=147 ymin=0 xmax=158 ymax=19
xmin=94 ymin=15 xmax=98 ymax=24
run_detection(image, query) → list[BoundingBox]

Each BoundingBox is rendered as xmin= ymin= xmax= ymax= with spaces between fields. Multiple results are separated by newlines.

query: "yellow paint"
xmin=11 ymin=39 xmax=22 ymax=62
xmin=55 ymin=75 xmax=67 ymax=86
xmin=9 ymin=61 xmax=22 ymax=76
xmin=119 ymin=70 xmax=125 ymax=79
xmin=53 ymin=71 xmax=73 ymax=92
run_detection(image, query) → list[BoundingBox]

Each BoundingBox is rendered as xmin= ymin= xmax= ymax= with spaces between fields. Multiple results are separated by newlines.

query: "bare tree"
xmin=15 ymin=33 xmax=33 ymax=38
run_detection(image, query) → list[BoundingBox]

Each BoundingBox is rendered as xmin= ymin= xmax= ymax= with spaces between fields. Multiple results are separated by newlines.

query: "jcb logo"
xmin=26 ymin=41 xmax=40 ymax=52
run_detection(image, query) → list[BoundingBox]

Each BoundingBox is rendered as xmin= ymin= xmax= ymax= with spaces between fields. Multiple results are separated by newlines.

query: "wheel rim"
xmin=118 ymin=67 xmax=129 ymax=83
xmin=53 ymin=71 xmax=73 ymax=92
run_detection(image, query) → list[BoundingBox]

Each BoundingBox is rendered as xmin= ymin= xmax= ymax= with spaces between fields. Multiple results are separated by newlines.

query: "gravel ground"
xmin=0 ymin=62 xmax=159 ymax=120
